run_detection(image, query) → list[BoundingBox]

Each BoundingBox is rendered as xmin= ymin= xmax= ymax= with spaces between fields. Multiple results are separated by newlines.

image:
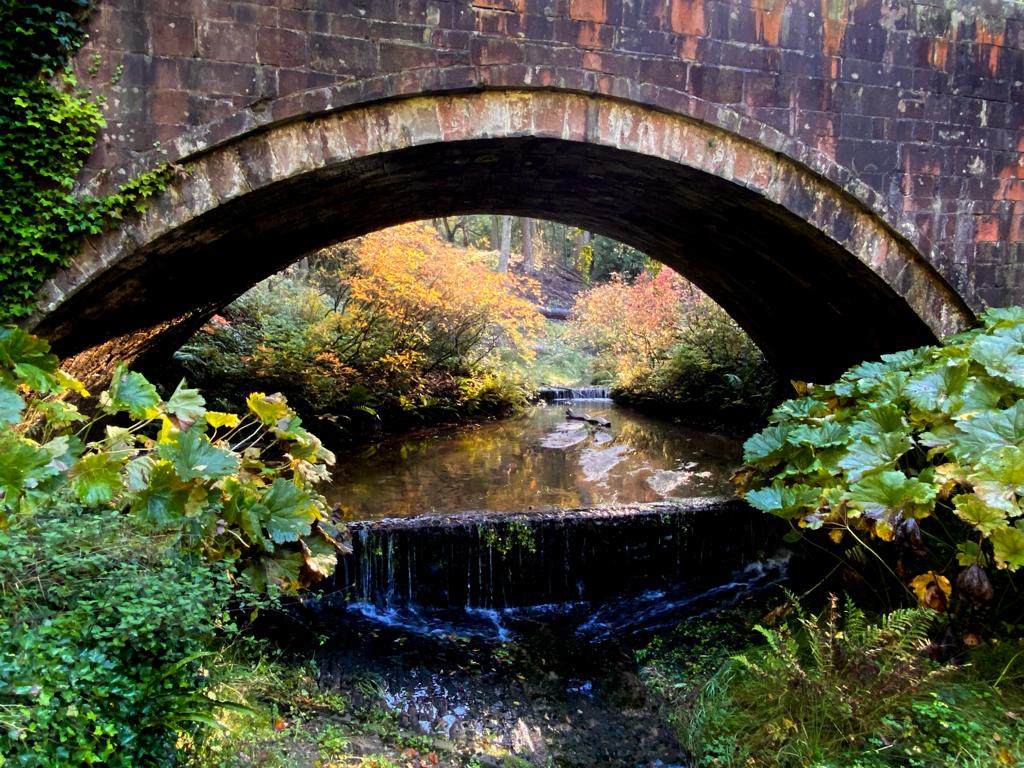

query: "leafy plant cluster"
xmin=0 ymin=326 xmax=346 ymax=765
xmin=568 ymin=269 xmax=779 ymax=430
xmin=0 ymin=1 xmax=174 ymax=319
xmin=0 ymin=508 xmax=237 ymax=767
xmin=679 ymin=594 xmax=1024 ymax=767
xmin=737 ymin=308 xmax=1024 ymax=606
xmin=176 ymin=223 xmax=543 ymax=440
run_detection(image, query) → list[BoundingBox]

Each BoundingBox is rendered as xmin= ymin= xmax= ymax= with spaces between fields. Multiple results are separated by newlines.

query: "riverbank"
xmin=196 ymin=573 xmax=788 ymax=768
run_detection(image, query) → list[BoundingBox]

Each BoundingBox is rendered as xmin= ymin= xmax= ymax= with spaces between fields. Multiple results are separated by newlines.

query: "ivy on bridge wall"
xmin=0 ymin=1 xmax=170 ymax=320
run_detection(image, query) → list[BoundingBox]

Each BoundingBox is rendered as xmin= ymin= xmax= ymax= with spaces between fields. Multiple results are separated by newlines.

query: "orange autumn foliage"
xmin=568 ymin=268 xmax=696 ymax=386
xmin=342 ymin=223 xmax=543 ymax=373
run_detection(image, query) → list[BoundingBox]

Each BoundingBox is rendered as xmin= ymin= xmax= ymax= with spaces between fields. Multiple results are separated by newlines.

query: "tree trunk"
xmin=522 ymin=217 xmax=535 ymax=272
xmin=497 ymin=215 xmax=513 ymax=272
xmin=490 ymin=215 xmax=501 ymax=251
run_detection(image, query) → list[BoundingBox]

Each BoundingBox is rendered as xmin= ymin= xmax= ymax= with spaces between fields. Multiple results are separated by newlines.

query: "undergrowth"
xmin=670 ymin=595 xmax=1024 ymax=767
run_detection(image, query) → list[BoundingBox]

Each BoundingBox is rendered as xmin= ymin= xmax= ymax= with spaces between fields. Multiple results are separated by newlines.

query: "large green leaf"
xmin=159 ymin=426 xmax=238 ymax=482
xmin=847 ymin=405 xmax=907 ymax=441
xmin=0 ymin=433 xmax=52 ymax=511
xmin=952 ymin=400 xmax=1024 ymax=461
xmin=0 ymin=385 xmax=25 ymax=424
xmin=102 ymin=363 xmax=161 ymax=419
xmin=69 ymin=452 xmax=123 ymax=506
xmin=906 ymin=361 xmax=969 ymax=413
xmin=262 ymin=478 xmax=320 ymax=543
xmin=958 ymin=377 xmax=1008 ymax=415
xmin=745 ymin=481 xmax=820 ymax=519
xmin=970 ymin=326 xmax=1024 ymax=387
xmin=970 ymin=445 xmax=1024 ymax=502
xmin=991 ymin=526 xmax=1024 ymax=570
xmin=0 ymin=326 xmax=58 ymax=387
xmin=166 ymin=379 xmax=206 ymax=424
xmin=130 ymin=461 xmax=192 ymax=526
xmin=770 ymin=397 xmax=829 ymax=423
xmin=846 ymin=470 xmax=936 ymax=514
xmin=837 ymin=432 xmax=912 ymax=482
xmin=743 ymin=425 xmax=792 ymax=464
xmin=953 ymin=494 xmax=1009 ymax=537
xmin=787 ymin=422 xmax=848 ymax=449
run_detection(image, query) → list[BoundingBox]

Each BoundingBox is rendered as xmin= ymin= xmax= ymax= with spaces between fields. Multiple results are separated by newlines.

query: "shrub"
xmin=569 ymin=270 xmax=779 ymax=429
xmin=737 ymin=308 xmax=1024 ymax=609
xmin=0 ymin=325 xmax=343 ymax=765
xmin=0 ymin=508 xmax=236 ymax=766
xmin=683 ymin=595 xmax=941 ymax=767
xmin=176 ymin=224 xmax=542 ymax=438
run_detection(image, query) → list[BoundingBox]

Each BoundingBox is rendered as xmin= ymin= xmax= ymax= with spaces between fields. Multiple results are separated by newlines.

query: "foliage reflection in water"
xmin=324 ymin=401 xmax=741 ymax=519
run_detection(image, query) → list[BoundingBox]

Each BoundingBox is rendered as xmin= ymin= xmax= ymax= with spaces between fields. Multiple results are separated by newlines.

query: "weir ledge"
xmin=328 ymin=498 xmax=784 ymax=611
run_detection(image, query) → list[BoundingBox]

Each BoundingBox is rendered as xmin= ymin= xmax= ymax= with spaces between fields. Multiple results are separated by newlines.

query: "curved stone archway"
xmin=30 ymin=90 xmax=973 ymax=381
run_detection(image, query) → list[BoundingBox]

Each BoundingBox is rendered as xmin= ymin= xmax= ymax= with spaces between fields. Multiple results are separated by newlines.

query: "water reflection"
xmin=324 ymin=401 xmax=741 ymax=520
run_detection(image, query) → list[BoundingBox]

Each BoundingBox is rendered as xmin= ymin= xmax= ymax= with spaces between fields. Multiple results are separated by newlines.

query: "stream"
xmin=324 ymin=400 xmax=741 ymax=519
xmin=305 ymin=401 xmax=787 ymax=767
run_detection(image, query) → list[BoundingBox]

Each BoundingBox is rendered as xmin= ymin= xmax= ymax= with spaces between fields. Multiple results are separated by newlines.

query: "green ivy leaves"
xmin=737 ymin=308 xmax=1024 ymax=574
xmin=0 ymin=4 xmax=175 ymax=320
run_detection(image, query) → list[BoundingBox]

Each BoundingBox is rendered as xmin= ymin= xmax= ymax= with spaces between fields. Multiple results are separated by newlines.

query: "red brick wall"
xmin=74 ymin=0 xmax=1024 ymax=310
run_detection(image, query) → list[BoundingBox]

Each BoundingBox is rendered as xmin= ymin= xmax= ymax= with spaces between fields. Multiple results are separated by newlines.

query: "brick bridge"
xmin=27 ymin=0 xmax=1024 ymax=380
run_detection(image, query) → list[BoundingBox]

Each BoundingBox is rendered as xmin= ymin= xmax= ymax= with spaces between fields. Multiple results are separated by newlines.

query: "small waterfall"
xmin=537 ymin=386 xmax=611 ymax=401
xmin=316 ymin=500 xmax=784 ymax=636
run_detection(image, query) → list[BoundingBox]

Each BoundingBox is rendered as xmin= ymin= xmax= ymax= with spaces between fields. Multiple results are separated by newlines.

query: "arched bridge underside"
xmin=32 ymin=91 xmax=972 ymax=380
xmin=29 ymin=0 xmax=1024 ymax=382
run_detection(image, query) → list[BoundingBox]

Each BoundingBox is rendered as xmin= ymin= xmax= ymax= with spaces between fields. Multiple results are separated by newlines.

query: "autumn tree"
xmin=176 ymin=223 xmax=544 ymax=436
xmin=567 ymin=267 xmax=778 ymax=429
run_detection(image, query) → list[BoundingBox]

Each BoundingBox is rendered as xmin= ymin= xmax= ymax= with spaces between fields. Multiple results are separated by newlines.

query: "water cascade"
xmin=537 ymin=386 xmax=611 ymax=401
xmin=313 ymin=499 xmax=784 ymax=638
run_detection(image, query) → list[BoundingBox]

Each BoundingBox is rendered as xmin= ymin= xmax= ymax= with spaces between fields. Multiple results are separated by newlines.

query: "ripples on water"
xmin=324 ymin=400 xmax=741 ymax=520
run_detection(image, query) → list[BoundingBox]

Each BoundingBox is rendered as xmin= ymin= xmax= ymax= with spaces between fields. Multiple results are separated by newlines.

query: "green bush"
xmin=737 ymin=308 xmax=1024 ymax=609
xmin=0 ymin=326 xmax=343 ymax=765
xmin=614 ymin=297 xmax=780 ymax=431
xmin=0 ymin=508 xmax=235 ymax=766
xmin=680 ymin=596 xmax=1024 ymax=767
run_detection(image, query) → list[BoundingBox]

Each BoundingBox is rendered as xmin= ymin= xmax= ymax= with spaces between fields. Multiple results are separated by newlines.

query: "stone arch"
xmin=29 ymin=90 xmax=974 ymax=382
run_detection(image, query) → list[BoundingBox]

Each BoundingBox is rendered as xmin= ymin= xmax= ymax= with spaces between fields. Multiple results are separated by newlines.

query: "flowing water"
xmin=309 ymin=403 xmax=788 ymax=767
xmin=324 ymin=401 xmax=741 ymax=520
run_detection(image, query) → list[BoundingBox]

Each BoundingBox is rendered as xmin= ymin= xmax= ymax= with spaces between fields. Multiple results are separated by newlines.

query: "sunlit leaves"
xmin=953 ymin=400 xmax=1024 ymax=461
xmin=68 ymin=453 xmax=122 ymax=506
xmin=847 ymin=470 xmax=935 ymax=513
xmin=204 ymin=411 xmax=240 ymax=429
xmin=247 ymin=392 xmax=290 ymax=427
xmin=262 ymin=478 xmax=320 ymax=543
xmin=102 ymin=362 xmax=161 ymax=419
xmin=302 ymin=530 xmax=339 ymax=579
xmin=158 ymin=426 xmax=238 ymax=482
xmin=905 ymin=361 xmax=968 ymax=413
xmin=0 ymin=327 xmax=338 ymax=592
xmin=991 ymin=526 xmax=1024 ymax=570
xmin=953 ymin=495 xmax=1008 ymax=536
xmin=837 ymin=432 xmax=912 ymax=482
xmin=166 ymin=379 xmax=205 ymax=424
xmin=739 ymin=308 xmax=1024 ymax=578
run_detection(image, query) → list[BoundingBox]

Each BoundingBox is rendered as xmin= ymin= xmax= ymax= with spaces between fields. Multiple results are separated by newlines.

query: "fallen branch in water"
xmin=565 ymin=408 xmax=611 ymax=428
